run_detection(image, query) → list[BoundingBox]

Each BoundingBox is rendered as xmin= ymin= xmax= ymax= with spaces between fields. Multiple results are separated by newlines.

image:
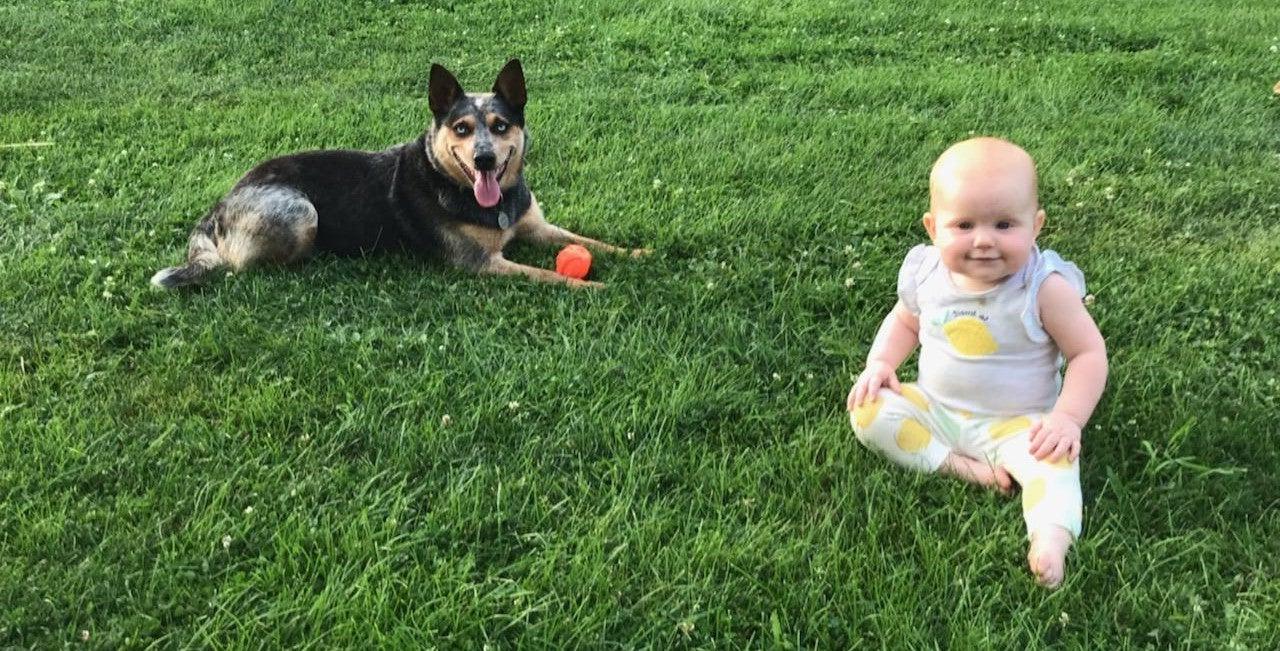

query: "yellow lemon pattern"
xmin=989 ymin=416 xmax=1032 ymax=441
xmin=943 ymin=316 xmax=998 ymax=356
xmin=852 ymin=398 xmax=883 ymax=431
xmin=896 ymin=419 xmax=932 ymax=453
xmin=900 ymin=385 xmax=930 ymax=412
xmin=1022 ymin=477 xmax=1047 ymax=512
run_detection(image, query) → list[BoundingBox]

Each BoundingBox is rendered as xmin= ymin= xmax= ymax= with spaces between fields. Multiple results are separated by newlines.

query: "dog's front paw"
xmin=628 ymin=247 xmax=653 ymax=258
xmin=569 ymin=278 xmax=606 ymax=290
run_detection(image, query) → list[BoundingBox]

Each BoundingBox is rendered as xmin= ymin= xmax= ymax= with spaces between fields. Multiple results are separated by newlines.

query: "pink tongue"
xmin=474 ymin=170 xmax=501 ymax=208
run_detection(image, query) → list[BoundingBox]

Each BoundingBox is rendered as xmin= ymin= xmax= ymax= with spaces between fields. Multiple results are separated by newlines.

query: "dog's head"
xmin=427 ymin=60 xmax=528 ymax=208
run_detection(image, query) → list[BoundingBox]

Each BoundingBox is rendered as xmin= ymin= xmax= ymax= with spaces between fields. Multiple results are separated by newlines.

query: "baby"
xmin=846 ymin=137 xmax=1107 ymax=588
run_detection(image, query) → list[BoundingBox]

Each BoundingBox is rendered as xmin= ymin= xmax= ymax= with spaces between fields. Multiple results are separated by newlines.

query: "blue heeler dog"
xmin=152 ymin=60 xmax=647 ymax=290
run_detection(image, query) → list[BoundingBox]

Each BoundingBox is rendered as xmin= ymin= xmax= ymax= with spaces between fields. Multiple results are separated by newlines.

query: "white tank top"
xmin=898 ymin=245 xmax=1086 ymax=416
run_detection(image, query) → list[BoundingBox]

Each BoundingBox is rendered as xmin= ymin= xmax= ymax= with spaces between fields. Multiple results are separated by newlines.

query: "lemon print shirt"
xmin=899 ymin=245 xmax=1086 ymax=416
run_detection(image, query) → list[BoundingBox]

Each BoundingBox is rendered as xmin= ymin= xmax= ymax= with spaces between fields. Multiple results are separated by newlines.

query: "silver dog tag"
xmin=497 ymin=211 xmax=511 ymax=229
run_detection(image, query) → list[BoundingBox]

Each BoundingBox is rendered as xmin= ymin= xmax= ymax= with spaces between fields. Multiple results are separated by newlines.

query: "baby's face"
xmin=926 ymin=176 xmax=1043 ymax=291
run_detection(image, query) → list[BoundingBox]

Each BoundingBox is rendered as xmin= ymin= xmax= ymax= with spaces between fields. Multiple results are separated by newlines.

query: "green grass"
xmin=3 ymin=0 xmax=1280 ymax=647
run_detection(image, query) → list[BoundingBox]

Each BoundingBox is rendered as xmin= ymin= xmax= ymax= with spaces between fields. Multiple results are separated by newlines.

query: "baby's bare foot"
xmin=939 ymin=453 xmax=1013 ymax=495
xmin=1028 ymin=526 xmax=1073 ymax=589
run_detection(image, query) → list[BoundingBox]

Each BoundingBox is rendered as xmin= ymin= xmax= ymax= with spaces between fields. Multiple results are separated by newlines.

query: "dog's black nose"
xmin=473 ymin=151 xmax=497 ymax=171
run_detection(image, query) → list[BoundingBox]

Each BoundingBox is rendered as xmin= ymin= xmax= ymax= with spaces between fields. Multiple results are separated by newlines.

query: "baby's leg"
xmin=982 ymin=415 xmax=1082 ymax=588
xmin=851 ymin=384 xmax=949 ymax=471
xmin=851 ymin=384 xmax=1010 ymax=490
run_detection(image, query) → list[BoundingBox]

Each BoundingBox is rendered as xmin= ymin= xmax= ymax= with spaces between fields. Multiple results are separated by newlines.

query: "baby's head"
xmin=923 ymin=137 xmax=1045 ymax=290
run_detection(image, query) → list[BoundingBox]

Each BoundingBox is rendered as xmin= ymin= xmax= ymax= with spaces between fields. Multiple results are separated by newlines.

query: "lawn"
xmin=2 ymin=0 xmax=1279 ymax=647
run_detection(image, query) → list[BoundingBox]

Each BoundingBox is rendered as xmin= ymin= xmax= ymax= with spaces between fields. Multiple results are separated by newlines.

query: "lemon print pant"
xmin=851 ymin=383 xmax=1082 ymax=538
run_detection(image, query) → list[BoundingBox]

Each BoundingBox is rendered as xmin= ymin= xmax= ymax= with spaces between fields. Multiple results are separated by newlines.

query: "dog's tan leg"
xmin=483 ymin=255 xmax=604 ymax=289
xmin=515 ymin=196 xmax=651 ymax=257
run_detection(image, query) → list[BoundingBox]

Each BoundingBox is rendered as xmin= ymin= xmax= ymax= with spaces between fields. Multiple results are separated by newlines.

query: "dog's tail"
xmin=150 ymin=217 xmax=225 ymax=289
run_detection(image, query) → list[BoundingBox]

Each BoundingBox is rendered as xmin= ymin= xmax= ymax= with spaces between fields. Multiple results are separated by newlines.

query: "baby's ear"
xmin=1034 ymin=208 xmax=1046 ymax=237
xmin=922 ymin=212 xmax=936 ymax=240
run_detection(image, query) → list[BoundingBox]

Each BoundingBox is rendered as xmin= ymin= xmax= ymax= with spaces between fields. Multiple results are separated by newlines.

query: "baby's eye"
xmin=996 ymin=221 xmax=1012 ymax=230
xmin=957 ymin=222 xmax=973 ymax=230
xmin=452 ymin=123 xmax=472 ymax=137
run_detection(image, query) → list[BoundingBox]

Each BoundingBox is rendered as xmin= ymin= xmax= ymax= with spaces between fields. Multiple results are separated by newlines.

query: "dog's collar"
xmin=478 ymin=188 xmax=528 ymax=230
xmin=437 ymin=177 xmax=531 ymax=230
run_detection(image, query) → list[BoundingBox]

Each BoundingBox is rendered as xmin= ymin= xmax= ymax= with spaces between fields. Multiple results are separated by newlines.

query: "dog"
xmin=151 ymin=59 xmax=646 ymax=290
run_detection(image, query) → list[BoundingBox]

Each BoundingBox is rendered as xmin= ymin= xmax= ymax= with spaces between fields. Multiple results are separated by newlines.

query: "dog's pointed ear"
xmin=492 ymin=59 xmax=526 ymax=113
xmin=429 ymin=63 xmax=465 ymax=117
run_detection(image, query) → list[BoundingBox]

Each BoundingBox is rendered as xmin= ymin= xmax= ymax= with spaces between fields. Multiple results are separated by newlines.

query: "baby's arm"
xmin=1029 ymin=274 xmax=1108 ymax=461
xmin=847 ymin=302 xmax=920 ymax=410
xmin=871 ymin=301 xmax=921 ymax=369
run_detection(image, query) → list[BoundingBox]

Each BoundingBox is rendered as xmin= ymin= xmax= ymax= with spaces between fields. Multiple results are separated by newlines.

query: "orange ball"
xmin=555 ymin=244 xmax=592 ymax=279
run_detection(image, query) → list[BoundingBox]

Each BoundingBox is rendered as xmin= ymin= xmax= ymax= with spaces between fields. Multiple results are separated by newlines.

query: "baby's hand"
xmin=1028 ymin=412 xmax=1082 ymax=463
xmin=847 ymin=360 xmax=901 ymax=412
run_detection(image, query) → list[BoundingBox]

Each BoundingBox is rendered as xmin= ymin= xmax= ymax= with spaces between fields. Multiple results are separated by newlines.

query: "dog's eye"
xmin=452 ymin=123 xmax=472 ymax=137
xmin=492 ymin=121 xmax=509 ymax=135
